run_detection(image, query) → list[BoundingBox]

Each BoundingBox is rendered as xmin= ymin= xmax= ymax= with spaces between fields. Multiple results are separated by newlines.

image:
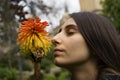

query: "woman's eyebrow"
xmin=65 ymin=24 xmax=78 ymax=30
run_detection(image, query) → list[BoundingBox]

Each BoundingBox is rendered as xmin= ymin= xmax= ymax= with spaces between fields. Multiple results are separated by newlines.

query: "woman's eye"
xmin=58 ymin=29 xmax=61 ymax=33
xmin=54 ymin=29 xmax=61 ymax=36
xmin=67 ymin=31 xmax=74 ymax=35
xmin=66 ymin=29 xmax=76 ymax=36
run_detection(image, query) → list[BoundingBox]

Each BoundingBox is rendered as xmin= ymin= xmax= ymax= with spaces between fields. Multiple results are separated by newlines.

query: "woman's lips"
xmin=54 ymin=49 xmax=64 ymax=55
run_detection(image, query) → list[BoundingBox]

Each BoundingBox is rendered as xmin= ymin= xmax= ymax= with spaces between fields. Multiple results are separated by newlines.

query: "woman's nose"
xmin=51 ymin=35 xmax=61 ymax=46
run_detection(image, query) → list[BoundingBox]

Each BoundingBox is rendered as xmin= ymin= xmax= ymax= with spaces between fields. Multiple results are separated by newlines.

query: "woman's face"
xmin=52 ymin=18 xmax=90 ymax=67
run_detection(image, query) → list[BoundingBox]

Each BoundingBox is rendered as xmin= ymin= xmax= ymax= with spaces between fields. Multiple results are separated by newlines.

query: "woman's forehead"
xmin=61 ymin=18 xmax=77 ymax=29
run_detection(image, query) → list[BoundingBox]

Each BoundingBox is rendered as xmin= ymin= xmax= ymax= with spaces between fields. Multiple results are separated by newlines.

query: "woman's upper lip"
xmin=54 ymin=48 xmax=64 ymax=52
xmin=54 ymin=48 xmax=64 ymax=54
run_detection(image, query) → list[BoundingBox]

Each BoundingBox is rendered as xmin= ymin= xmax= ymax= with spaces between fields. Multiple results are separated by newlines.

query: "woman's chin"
xmin=53 ymin=59 xmax=70 ymax=68
xmin=54 ymin=59 xmax=65 ymax=67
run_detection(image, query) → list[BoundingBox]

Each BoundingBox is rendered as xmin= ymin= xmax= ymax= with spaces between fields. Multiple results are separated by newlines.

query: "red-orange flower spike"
xmin=17 ymin=17 xmax=51 ymax=58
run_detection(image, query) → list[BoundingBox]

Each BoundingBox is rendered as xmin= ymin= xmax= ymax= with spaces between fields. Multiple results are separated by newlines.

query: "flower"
xmin=17 ymin=18 xmax=51 ymax=58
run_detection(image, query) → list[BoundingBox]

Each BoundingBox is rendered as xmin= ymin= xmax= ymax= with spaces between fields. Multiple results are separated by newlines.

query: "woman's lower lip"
xmin=54 ymin=50 xmax=63 ymax=55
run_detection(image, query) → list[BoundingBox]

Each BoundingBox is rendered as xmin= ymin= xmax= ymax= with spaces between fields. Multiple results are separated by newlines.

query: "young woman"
xmin=51 ymin=12 xmax=120 ymax=80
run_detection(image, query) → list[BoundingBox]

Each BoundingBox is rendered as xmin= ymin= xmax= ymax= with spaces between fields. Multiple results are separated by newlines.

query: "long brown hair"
xmin=70 ymin=12 xmax=120 ymax=73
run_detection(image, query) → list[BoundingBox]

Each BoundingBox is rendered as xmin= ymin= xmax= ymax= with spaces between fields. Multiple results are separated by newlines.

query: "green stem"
xmin=34 ymin=62 xmax=40 ymax=80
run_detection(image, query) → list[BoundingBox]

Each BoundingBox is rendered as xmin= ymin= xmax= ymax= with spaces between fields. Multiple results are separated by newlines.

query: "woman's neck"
xmin=69 ymin=60 xmax=98 ymax=80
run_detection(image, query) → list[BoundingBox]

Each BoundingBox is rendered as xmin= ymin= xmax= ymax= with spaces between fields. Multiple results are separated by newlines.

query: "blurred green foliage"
xmin=0 ymin=68 xmax=18 ymax=80
xmin=101 ymin=0 xmax=120 ymax=33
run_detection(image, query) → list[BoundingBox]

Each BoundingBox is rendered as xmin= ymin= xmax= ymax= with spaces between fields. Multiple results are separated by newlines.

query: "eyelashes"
xmin=67 ymin=31 xmax=75 ymax=36
xmin=66 ymin=29 xmax=76 ymax=36
xmin=58 ymin=29 xmax=61 ymax=33
xmin=53 ymin=28 xmax=61 ymax=36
